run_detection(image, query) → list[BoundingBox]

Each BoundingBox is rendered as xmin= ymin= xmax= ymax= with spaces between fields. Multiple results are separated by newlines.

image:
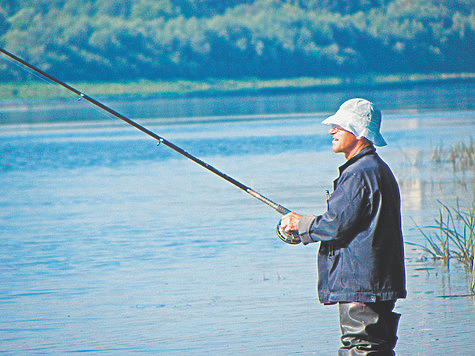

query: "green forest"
xmin=0 ymin=0 xmax=474 ymax=82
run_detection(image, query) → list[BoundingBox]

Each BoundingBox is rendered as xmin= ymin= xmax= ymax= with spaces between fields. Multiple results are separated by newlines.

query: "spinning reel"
xmin=276 ymin=220 xmax=301 ymax=244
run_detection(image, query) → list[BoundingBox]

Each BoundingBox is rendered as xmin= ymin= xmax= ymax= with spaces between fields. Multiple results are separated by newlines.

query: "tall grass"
xmin=411 ymin=140 xmax=475 ymax=291
xmin=409 ymin=201 xmax=475 ymax=292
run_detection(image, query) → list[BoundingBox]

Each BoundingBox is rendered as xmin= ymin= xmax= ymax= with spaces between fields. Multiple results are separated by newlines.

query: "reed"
xmin=408 ymin=200 xmax=475 ymax=291
xmin=432 ymin=138 xmax=474 ymax=172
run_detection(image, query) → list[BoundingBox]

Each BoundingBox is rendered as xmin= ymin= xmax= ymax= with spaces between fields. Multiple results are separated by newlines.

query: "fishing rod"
xmin=0 ymin=47 xmax=300 ymax=244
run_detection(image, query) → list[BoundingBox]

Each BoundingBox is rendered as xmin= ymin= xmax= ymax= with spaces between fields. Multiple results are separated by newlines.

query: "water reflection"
xmin=1 ymin=82 xmax=474 ymax=125
xmin=400 ymin=117 xmax=420 ymax=130
xmin=400 ymin=176 xmax=424 ymax=212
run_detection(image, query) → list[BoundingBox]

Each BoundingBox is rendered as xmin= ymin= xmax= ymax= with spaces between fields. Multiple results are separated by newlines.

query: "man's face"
xmin=329 ymin=125 xmax=359 ymax=158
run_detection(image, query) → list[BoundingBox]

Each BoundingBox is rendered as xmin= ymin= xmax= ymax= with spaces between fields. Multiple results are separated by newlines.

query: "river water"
xmin=1 ymin=82 xmax=474 ymax=354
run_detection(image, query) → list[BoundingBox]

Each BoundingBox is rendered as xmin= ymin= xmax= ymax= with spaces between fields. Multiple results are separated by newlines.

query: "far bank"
xmin=1 ymin=72 xmax=474 ymax=101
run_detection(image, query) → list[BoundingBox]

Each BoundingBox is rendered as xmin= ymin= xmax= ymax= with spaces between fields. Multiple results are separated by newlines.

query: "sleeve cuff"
xmin=298 ymin=215 xmax=316 ymax=245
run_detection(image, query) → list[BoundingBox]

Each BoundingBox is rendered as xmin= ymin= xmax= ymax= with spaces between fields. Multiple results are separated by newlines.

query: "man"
xmin=280 ymin=98 xmax=406 ymax=355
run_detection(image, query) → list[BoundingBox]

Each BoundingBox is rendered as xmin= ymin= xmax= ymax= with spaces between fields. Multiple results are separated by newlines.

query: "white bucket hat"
xmin=322 ymin=98 xmax=387 ymax=146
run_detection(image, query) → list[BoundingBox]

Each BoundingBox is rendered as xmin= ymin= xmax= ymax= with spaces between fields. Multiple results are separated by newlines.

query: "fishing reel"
xmin=276 ymin=220 xmax=301 ymax=245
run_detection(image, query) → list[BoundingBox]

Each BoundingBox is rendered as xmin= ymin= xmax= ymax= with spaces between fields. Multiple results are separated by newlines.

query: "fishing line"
xmin=0 ymin=47 xmax=301 ymax=244
xmin=1 ymin=53 xmax=70 ymax=97
xmin=3 ymin=53 xmax=124 ymax=128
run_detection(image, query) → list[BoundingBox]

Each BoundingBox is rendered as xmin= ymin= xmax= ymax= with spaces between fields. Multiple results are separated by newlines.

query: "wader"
xmin=338 ymin=301 xmax=400 ymax=355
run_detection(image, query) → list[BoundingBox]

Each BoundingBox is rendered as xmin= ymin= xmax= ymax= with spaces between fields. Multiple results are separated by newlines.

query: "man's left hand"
xmin=280 ymin=212 xmax=303 ymax=233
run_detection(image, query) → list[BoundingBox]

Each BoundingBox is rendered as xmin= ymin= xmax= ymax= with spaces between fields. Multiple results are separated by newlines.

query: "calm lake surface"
xmin=1 ymin=82 xmax=474 ymax=354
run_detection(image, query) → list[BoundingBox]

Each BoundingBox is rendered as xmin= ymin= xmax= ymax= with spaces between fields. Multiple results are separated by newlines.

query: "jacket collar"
xmin=338 ymin=146 xmax=376 ymax=175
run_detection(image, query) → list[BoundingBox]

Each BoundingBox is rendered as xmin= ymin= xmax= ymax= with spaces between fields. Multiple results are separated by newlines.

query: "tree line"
xmin=0 ymin=0 xmax=474 ymax=82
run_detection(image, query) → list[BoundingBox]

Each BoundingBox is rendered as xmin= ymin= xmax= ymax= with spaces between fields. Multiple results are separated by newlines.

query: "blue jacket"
xmin=297 ymin=147 xmax=406 ymax=304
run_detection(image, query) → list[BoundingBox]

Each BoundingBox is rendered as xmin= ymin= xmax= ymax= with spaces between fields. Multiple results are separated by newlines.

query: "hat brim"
xmin=322 ymin=113 xmax=387 ymax=147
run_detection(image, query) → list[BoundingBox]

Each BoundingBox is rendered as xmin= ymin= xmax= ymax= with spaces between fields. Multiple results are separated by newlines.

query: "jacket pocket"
xmin=327 ymin=249 xmax=342 ymax=293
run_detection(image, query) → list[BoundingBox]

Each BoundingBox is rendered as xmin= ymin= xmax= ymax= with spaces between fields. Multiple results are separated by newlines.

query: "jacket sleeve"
xmin=298 ymin=172 xmax=370 ymax=245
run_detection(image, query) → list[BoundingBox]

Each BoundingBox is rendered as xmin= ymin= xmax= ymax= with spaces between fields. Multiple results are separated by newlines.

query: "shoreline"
xmin=1 ymin=72 xmax=474 ymax=102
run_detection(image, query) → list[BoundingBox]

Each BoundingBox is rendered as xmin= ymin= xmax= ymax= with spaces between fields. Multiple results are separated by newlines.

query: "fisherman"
xmin=280 ymin=98 xmax=406 ymax=355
